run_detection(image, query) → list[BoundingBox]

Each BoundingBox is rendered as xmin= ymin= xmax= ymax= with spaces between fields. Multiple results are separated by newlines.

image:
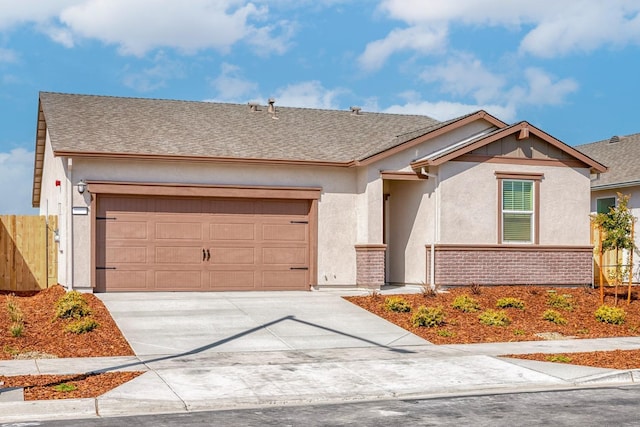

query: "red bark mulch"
xmin=1 ymin=285 xmax=139 ymax=400
xmin=345 ymin=285 xmax=640 ymax=369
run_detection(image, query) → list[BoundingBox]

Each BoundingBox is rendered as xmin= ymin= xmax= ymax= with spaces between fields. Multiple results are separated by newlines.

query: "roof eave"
xmin=32 ymin=98 xmax=46 ymax=208
xmin=52 ymin=150 xmax=358 ymax=168
xmin=357 ymin=110 xmax=508 ymax=167
xmin=591 ymin=180 xmax=640 ymax=191
xmin=411 ymin=121 xmax=609 ymax=172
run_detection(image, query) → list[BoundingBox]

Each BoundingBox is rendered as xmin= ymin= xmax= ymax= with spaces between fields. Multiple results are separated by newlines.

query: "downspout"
xmin=68 ymin=158 xmax=74 ymax=291
xmin=420 ymin=167 xmax=439 ymax=289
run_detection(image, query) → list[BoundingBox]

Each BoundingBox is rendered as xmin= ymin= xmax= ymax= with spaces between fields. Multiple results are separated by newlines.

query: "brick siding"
xmin=426 ymin=245 xmax=593 ymax=286
xmin=355 ymin=244 xmax=387 ymax=288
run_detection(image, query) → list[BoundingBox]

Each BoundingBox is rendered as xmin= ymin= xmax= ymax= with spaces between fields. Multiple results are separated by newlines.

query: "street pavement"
xmin=2 ymin=288 xmax=640 ymax=423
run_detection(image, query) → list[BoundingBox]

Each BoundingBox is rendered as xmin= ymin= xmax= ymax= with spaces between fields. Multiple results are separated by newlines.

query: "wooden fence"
xmin=0 ymin=215 xmax=57 ymax=292
xmin=591 ymin=223 xmax=628 ymax=286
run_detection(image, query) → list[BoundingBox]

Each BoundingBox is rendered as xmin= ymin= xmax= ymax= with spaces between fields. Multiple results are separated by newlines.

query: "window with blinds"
xmin=502 ymin=180 xmax=533 ymax=242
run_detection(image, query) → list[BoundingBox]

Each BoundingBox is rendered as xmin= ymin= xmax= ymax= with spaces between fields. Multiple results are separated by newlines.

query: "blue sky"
xmin=1 ymin=0 xmax=640 ymax=214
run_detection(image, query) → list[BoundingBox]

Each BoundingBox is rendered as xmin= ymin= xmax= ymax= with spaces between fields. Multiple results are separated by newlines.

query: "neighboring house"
xmin=576 ymin=133 xmax=640 ymax=282
xmin=32 ymin=92 xmax=606 ymax=293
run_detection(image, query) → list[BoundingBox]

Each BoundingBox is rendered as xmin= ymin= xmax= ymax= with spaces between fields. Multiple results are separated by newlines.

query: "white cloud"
xmin=358 ymin=25 xmax=447 ymax=71
xmin=122 ymin=51 xmax=186 ymax=92
xmin=0 ymin=0 xmax=293 ymax=57
xmin=367 ymin=0 xmax=640 ymax=69
xmin=210 ymin=63 xmax=259 ymax=102
xmin=418 ymin=55 xmax=577 ymax=116
xmin=421 ymin=54 xmax=505 ymax=104
xmin=513 ymin=68 xmax=578 ymax=106
xmin=384 ymin=100 xmax=516 ymax=122
xmin=519 ymin=5 xmax=640 ymax=57
xmin=0 ymin=1 xmax=78 ymax=30
xmin=0 ymin=147 xmax=38 ymax=214
xmin=274 ymin=81 xmax=346 ymax=109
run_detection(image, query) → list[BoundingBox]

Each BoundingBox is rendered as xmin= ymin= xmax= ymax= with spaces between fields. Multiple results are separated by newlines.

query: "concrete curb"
xmin=0 ymin=398 xmax=97 ymax=422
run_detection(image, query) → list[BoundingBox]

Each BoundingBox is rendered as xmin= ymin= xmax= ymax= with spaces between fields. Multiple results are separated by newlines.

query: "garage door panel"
xmin=155 ymin=222 xmax=203 ymax=240
xmin=262 ymin=270 xmax=308 ymax=290
xmin=210 ymin=247 xmax=255 ymax=264
xmin=209 ymin=223 xmax=255 ymax=240
xmin=206 ymin=199 xmax=256 ymax=215
xmin=263 ymin=247 xmax=307 ymax=265
xmin=102 ymin=197 xmax=151 ymax=213
xmin=102 ymin=270 xmax=149 ymax=291
xmin=155 ymin=198 xmax=202 ymax=214
xmin=155 ymin=246 xmax=203 ymax=264
xmin=106 ymin=221 xmax=148 ymax=239
xmin=155 ymin=270 xmax=204 ymax=290
xmin=261 ymin=200 xmax=309 ymax=216
xmin=263 ymin=224 xmax=307 ymax=242
xmin=106 ymin=247 xmax=147 ymax=264
xmin=210 ymin=271 xmax=255 ymax=289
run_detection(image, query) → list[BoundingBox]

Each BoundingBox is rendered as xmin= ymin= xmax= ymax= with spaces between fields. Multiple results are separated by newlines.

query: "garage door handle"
xmin=203 ymin=249 xmax=206 ymax=261
xmin=290 ymin=267 xmax=309 ymax=270
xmin=206 ymin=249 xmax=211 ymax=261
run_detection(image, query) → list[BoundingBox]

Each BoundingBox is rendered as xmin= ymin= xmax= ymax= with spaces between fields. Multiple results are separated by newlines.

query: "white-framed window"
xmin=495 ymin=172 xmax=542 ymax=244
xmin=596 ymin=197 xmax=616 ymax=214
xmin=502 ymin=180 xmax=534 ymax=243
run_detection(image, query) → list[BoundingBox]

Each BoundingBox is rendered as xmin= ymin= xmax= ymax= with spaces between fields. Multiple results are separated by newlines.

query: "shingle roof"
xmin=575 ymin=133 xmax=640 ymax=188
xmin=39 ymin=92 xmax=441 ymax=163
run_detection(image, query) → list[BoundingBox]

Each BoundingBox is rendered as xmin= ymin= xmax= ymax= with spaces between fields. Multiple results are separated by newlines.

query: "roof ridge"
xmin=39 ymin=91 xmax=438 ymax=119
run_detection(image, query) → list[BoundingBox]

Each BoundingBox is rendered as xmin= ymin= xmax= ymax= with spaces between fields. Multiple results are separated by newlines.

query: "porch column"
xmin=355 ymin=244 xmax=387 ymax=289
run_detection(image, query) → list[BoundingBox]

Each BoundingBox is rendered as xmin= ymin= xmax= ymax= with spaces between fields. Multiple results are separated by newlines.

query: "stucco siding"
xmin=385 ymin=180 xmax=433 ymax=284
xmin=71 ymin=158 xmax=360 ymax=288
xmin=37 ymin=134 xmax=69 ymax=286
xmin=438 ymin=161 xmax=592 ymax=246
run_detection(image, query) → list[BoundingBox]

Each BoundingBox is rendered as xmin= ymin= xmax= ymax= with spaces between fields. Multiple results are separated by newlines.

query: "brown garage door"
xmin=96 ymin=195 xmax=311 ymax=292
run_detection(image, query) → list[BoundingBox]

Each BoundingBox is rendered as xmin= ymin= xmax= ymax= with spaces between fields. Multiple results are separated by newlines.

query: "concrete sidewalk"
xmin=2 ymin=340 xmax=640 ymax=423
xmin=2 ymin=289 xmax=640 ymax=422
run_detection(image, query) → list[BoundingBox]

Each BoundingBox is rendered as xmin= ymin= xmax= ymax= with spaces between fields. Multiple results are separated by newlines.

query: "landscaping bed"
xmin=346 ymin=285 xmax=640 ymax=369
xmin=1 ymin=285 xmax=137 ymax=400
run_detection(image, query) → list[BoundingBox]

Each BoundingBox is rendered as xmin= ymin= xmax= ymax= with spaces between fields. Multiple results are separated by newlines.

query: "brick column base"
xmin=355 ymin=244 xmax=387 ymax=289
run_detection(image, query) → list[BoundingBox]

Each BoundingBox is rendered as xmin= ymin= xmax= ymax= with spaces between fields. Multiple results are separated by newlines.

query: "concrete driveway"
xmin=97 ymin=291 xmax=428 ymax=357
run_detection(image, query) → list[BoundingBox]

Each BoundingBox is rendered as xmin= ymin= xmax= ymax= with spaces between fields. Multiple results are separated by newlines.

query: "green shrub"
xmin=6 ymin=295 xmax=23 ymax=322
xmin=10 ymin=322 xmax=24 ymax=337
xmin=6 ymin=295 xmax=24 ymax=337
xmin=496 ymin=297 xmax=525 ymax=310
xmin=513 ymin=329 xmax=525 ymax=336
xmin=451 ymin=295 xmax=481 ymax=313
xmin=547 ymin=291 xmax=574 ymax=311
xmin=411 ymin=306 xmax=445 ymax=327
xmin=542 ymin=309 xmax=567 ymax=325
xmin=384 ymin=296 xmax=411 ymax=313
xmin=478 ymin=309 xmax=511 ymax=326
xmin=64 ymin=318 xmax=99 ymax=334
xmin=436 ymin=329 xmax=454 ymax=337
xmin=546 ymin=354 xmax=572 ymax=363
xmin=595 ymin=305 xmax=626 ymax=325
xmin=55 ymin=291 xmax=91 ymax=319
xmin=53 ymin=383 xmax=77 ymax=392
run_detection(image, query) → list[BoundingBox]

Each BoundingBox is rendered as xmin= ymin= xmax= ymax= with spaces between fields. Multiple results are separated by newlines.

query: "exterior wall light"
xmin=77 ymin=180 xmax=87 ymax=194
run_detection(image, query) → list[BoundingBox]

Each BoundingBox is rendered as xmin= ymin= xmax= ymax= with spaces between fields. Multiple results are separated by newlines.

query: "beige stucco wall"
xmin=38 ymin=134 xmax=70 ymax=287
xmin=439 ymin=161 xmax=592 ymax=245
xmin=384 ymin=179 xmax=435 ymax=284
xmin=70 ymin=158 xmax=360 ymax=288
